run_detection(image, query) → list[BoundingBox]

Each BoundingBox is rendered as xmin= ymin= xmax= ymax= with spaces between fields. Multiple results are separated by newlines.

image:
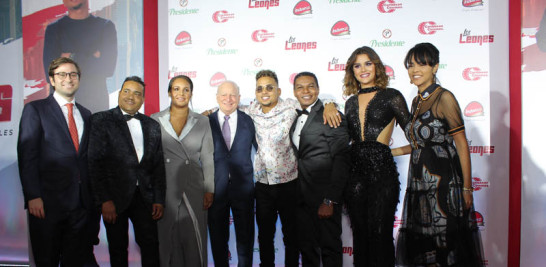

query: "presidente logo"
xmin=212 ymin=10 xmax=235 ymax=23
xmin=463 ymin=0 xmax=483 ymax=7
xmin=370 ymin=30 xmax=404 ymax=48
xmin=329 ymin=0 xmax=361 ymax=3
xmin=249 ymin=0 xmax=280 ymax=9
xmin=328 ymin=57 xmax=346 ymax=71
xmin=210 ymin=72 xmax=227 ymax=87
xmin=377 ymin=0 xmax=402 ymax=13
xmin=0 ymin=85 xmax=12 ymax=122
xmin=464 ymin=101 xmax=484 ymax=117
xmin=170 ymin=1 xmax=199 ymax=16
xmin=252 ymin=29 xmax=275 ymax=42
xmin=472 ymin=177 xmax=490 ymax=192
xmin=385 ymin=65 xmax=395 ymax=79
xmin=468 ymin=140 xmax=494 ymax=156
xmin=174 ymin=31 xmax=192 ymax=46
xmin=331 ymin=21 xmax=350 ymax=36
xmin=207 ymin=38 xmax=238 ymax=55
xmin=418 ymin=21 xmax=444 ymax=35
xmin=168 ymin=67 xmax=196 ymax=79
xmin=285 ymin=36 xmax=317 ymax=52
xmin=179 ymin=0 xmax=188 ymax=7
xmin=462 ymin=67 xmax=488 ymax=81
xmin=459 ymin=29 xmax=494 ymax=46
xmin=293 ymin=0 xmax=312 ymax=16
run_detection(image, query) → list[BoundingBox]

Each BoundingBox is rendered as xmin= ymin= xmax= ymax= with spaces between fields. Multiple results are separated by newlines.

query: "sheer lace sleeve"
xmin=390 ymin=89 xmax=411 ymax=129
xmin=436 ymin=90 xmax=465 ymax=135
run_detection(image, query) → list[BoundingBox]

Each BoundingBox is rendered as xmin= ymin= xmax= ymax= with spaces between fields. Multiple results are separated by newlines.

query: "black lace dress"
xmin=395 ymin=84 xmax=484 ymax=266
xmin=344 ymin=87 xmax=411 ymax=266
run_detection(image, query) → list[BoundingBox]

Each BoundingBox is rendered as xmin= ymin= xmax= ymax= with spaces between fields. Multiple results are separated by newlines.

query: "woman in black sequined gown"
xmin=343 ymin=46 xmax=411 ymax=266
xmin=393 ymin=43 xmax=484 ymax=266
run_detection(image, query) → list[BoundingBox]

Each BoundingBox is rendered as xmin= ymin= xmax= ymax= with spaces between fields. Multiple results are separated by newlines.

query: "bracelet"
xmin=463 ymin=187 xmax=474 ymax=192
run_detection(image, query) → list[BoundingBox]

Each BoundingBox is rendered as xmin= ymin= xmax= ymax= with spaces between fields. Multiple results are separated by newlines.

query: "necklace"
xmin=409 ymin=86 xmax=441 ymax=148
xmin=358 ymin=86 xmax=378 ymax=94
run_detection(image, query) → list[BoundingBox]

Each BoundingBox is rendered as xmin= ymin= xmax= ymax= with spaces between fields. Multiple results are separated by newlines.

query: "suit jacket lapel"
xmin=46 ymin=95 xmax=76 ymax=153
xmin=76 ymin=103 xmax=90 ymax=156
xmin=211 ymin=111 xmax=229 ymax=151
xmin=231 ymin=110 xmax=245 ymax=150
xmin=114 ymin=107 xmax=139 ymax=163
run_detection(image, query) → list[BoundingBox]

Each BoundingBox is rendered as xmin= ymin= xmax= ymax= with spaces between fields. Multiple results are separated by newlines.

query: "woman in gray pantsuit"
xmin=151 ymin=75 xmax=214 ymax=267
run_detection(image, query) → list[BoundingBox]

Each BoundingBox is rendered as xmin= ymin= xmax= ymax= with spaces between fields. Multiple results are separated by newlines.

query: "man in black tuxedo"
xmin=208 ymin=81 xmax=256 ymax=267
xmin=289 ymin=72 xmax=350 ymax=267
xmin=18 ymin=57 xmax=96 ymax=266
xmin=88 ymin=76 xmax=166 ymax=267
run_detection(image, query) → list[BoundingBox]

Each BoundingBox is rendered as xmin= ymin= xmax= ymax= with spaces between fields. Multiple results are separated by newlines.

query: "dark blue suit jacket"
xmin=17 ymin=94 xmax=93 ymax=218
xmin=209 ymin=110 xmax=256 ymax=202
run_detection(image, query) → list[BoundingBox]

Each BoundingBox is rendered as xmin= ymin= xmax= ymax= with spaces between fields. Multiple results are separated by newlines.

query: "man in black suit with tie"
xmin=290 ymin=72 xmax=350 ymax=267
xmin=208 ymin=81 xmax=256 ymax=267
xmin=88 ymin=76 xmax=166 ymax=267
xmin=18 ymin=57 xmax=96 ymax=266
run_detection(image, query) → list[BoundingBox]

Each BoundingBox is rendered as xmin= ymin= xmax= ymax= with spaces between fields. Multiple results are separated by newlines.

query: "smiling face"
xmin=168 ymin=78 xmax=192 ymax=109
xmin=49 ymin=63 xmax=80 ymax=101
xmin=118 ymin=81 xmax=144 ymax=115
xmin=353 ymin=54 xmax=376 ymax=88
xmin=407 ymin=56 xmax=438 ymax=92
xmin=217 ymin=82 xmax=240 ymax=115
xmin=293 ymin=75 xmax=319 ymax=110
xmin=255 ymin=76 xmax=281 ymax=111
xmin=63 ymin=0 xmax=87 ymax=10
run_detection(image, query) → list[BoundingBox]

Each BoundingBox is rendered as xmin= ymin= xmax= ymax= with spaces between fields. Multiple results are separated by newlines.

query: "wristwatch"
xmin=323 ymin=198 xmax=335 ymax=206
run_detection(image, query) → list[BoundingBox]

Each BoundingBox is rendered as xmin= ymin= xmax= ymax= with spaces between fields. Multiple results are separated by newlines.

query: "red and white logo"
xmin=385 ymin=65 xmax=395 ymax=79
xmin=328 ymin=58 xmax=346 ymax=71
xmin=0 ymin=85 xmax=13 ymax=122
xmin=377 ymin=0 xmax=402 ymax=13
xmin=382 ymin=29 xmax=392 ymax=39
xmin=394 ymin=215 xmax=404 ymax=228
xmin=462 ymin=0 xmax=483 ymax=7
xmin=464 ymin=101 xmax=484 ymax=117
xmin=459 ymin=29 xmax=494 ymax=46
xmin=217 ymin=38 xmax=227 ymax=47
xmin=210 ymin=72 xmax=227 ymax=87
xmin=252 ymin=29 xmax=275 ymax=42
xmin=418 ymin=21 xmax=444 ymax=35
xmin=212 ymin=10 xmax=235 ymax=23
xmin=472 ymin=177 xmax=490 ymax=192
xmin=254 ymin=58 xmax=263 ymax=67
xmin=293 ymin=0 xmax=312 ymax=15
xmin=472 ymin=211 xmax=485 ymax=227
xmin=249 ymin=0 xmax=280 ymax=9
xmin=462 ymin=67 xmax=488 ymax=81
xmin=331 ymin=20 xmax=350 ymax=36
xmin=342 ymin=247 xmax=353 ymax=256
xmin=468 ymin=141 xmax=495 ymax=156
xmin=168 ymin=68 xmax=197 ymax=79
xmin=175 ymin=31 xmax=192 ymax=46
xmin=179 ymin=0 xmax=188 ymax=7
xmin=285 ymin=36 xmax=317 ymax=52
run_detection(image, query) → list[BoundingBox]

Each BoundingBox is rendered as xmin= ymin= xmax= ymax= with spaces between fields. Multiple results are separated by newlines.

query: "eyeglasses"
xmin=255 ymin=85 xmax=276 ymax=93
xmin=54 ymin=72 xmax=79 ymax=80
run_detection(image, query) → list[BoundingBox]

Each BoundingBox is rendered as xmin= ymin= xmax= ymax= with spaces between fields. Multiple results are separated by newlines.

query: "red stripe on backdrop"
xmin=143 ymin=0 xmax=159 ymax=115
xmin=508 ymin=0 xmax=522 ymax=266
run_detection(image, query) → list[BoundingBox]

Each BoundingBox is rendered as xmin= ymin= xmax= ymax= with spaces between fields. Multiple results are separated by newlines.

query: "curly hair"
xmin=256 ymin=69 xmax=278 ymax=85
xmin=342 ymin=46 xmax=389 ymax=97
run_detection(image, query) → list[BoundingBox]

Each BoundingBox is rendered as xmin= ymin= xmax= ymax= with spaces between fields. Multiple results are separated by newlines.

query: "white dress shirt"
xmin=218 ymin=109 xmax=238 ymax=148
xmin=121 ymin=109 xmax=144 ymax=163
xmin=53 ymin=91 xmax=84 ymax=142
xmin=292 ymin=100 xmax=318 ymax=150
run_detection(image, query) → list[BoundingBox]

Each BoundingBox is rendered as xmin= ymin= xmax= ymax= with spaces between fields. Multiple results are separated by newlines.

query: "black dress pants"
xmin=255 ymin=180 xmax=299 ymax=267
xmin=103 ymin=188 xmax=159 ymax=267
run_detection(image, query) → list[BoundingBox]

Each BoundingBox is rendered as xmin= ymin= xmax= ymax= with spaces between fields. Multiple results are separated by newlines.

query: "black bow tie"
xmin=124 ymin=114 xmax=141 ymax=121
xmin=296 ymin=109 xmax=309 ymax=116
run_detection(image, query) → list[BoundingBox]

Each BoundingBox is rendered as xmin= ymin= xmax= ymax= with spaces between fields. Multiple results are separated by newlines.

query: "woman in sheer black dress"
xmin=393 ymin=43 xmax=484 ymax=266
xmin=343 ymin=46 xmax=411 ymax=266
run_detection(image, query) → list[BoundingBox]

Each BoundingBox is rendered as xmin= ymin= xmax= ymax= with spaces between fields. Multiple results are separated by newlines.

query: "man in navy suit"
xmin=208 ymin=81 xmax=256 ymax=267
xmin=18 ymin=57 xmax=96 ymax=266
xmin=88 ymin=76 xmax=166 ymax=267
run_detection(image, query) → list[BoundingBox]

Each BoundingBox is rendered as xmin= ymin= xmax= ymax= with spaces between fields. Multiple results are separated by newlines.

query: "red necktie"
xmin=66 ymin=103 xmax=79 ymax=152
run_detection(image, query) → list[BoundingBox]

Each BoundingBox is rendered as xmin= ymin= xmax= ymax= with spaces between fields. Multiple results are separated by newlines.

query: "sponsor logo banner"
xmin=212 ymin=10 xmax=235 ymax=23
xmin=175 ymin=31 xmax=192 ymax=46
xmin=210 ymin=72 xmax=227 ymax=86
xmin=472 ymin=177 xmax=490 ymax=191
xmin=328 ymin=57 xmax=346 ymax=71
xmin=293 ymin=0 xmax=312 ymax=15
xmin=331 ymin=20 xmax=350 ymax=36
xmin=462 ymin=67 xmax=488 ymax=81
xmin=249 ymin=0 xmax=280 ymax=9
xmin=418 ymin=21 xmax=444 ymax=35
xmin=168 ymin=67 xmax=197 ymax=79
xmin=462 ymin=0 xmax=484 ymax=7
xmin=252 ymin=29 xmax=275 ymax=42
xmin=464 ymin=101 xmax=484 ymax=117
xmin=377 ymin=0 xmax=402 ymax=13
xmin=0 ymin=85 xmax=12 ymax=122
xmin=285 ymin=36 xmax=317 ymax=52
xmin=459 ymin=29 xmax=494 ymax=45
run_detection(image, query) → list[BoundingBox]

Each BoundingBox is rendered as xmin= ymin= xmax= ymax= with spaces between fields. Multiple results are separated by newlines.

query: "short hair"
xmin=217 ymin=80 xmax=240 ymax=95
xmin=343 ymin=46 xmax=389 ymax=97
xmin=168 ymin=75 xmax=193 ymax=93
xmin=121 ymin=76 xmax=146 ymax=96
xmin=48 ymin=57 xmax=81 ymax=79
xmin=293 ymin=71 xmax=319 ymax=89
xmin=256 ymin=70 xmax=278 ymax=85
xmin=404 ymin=42 xmax=440 ymax=69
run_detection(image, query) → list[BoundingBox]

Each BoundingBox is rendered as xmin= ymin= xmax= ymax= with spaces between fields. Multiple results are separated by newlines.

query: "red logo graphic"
xmin=394 ymin=215 xmax=404 ymax=228
xmin=459 ymin=29 xmax=494 ymax=46
xmin=462 ymin=67 xmax=488 ymax=81
xmin=293 ymin=0 xmax=312 ymax=15
xmin=179 ymin=0 xmax=188 ymax=7
xmin=328 ymin=58 xmax=346 ymax=71
xmin=468 ymin=141 xmax=495 ymax=156
xmin=377 ymin=0 xmax=402 ymax=13
xmin=342 ymin=246 xmax=353 ymax=256
xmin=472 ymin=177 xmax=490 ymax=191
xmin=382 ymin=29 xmax=392 ymax=39
xmin=418 ymin=21 xmax=444 ymax=35
xmin=218 ymin=38 xmax=227 ymax=47
xmin=471 ymin=211 xmax=485 ymax=226
xmin=168 ymin=69 xmax=197 ymax=79
xmin=212 ymin=10 xmax=235 ymax=23
xmin=464 ymin=101 xmax=484 ymax=117
xmin=462 ymin=0 xmax=483 ymax=7
xmin=175 ymin=31 xmax=192 ymax=46
xmin=285 ymin=36 xmax=317 ymax=52
xmin=0 ymin=85 xmax=13 ymax=122
xmin=249 ymin=0 xmax=280 ymax=9
xmin=385 ymin=65 xmax=395 ymax=79
xmin=252 ymin=29 xmax=275 ymax=42
xmin=210 ymin=72 xmax=227 ymax=87
xmin=331 ymin=21 xmax=350 ymax=36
